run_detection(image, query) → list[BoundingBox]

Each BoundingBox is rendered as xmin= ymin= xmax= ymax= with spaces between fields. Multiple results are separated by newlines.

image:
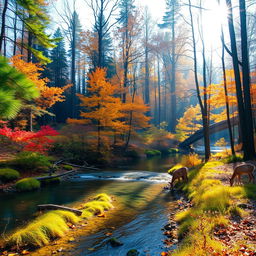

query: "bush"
xmin=181 ymin=153 xmax=202 ymax=168
xmin=15 ymin=178 xmax=40 ymax=191
xmin=145 ymin=149 xmax=161 ymax=157
xmin=14 ymin=151 xmax=52 ymax=171
xmin=0 ymin=168 xmax=20 ymax=182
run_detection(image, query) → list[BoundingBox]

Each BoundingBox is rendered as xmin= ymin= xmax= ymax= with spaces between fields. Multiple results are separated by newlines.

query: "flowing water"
xmin=0 ymin=155 xmax=181 ymax=255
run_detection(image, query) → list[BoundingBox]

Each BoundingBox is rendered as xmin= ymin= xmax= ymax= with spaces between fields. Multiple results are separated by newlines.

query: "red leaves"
xmin=0 ymin=125 xmax=58 ymax=153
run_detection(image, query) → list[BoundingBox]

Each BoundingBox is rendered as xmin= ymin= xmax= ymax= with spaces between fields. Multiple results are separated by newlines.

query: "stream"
xmin=0 ymin=155 xmax=181 ymax=255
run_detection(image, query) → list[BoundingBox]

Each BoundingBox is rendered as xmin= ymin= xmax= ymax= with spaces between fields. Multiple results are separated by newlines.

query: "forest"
xmin=0 ymin=0 xmax=256 ymax=255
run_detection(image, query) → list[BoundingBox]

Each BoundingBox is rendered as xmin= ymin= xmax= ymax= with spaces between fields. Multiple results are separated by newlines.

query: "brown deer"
xmin=169 ymin=167 xmax=188 ymax=189
xmin=230 ymin=163 xmax=255 ymax=186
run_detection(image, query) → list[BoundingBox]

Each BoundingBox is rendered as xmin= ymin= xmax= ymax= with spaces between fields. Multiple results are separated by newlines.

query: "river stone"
xmin=127 ymin=249 xmax=139 ymax=256
xmin=108 ymin=238 xmax=123 ymax=247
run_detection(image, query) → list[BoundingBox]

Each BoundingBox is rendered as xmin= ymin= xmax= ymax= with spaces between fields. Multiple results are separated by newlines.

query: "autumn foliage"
xmin=0 ymin=125 xmax=59 ymax=153
xmin=11 ymin=55 xmax=72 ymax=110
xmin=68 ymin=68 xmax=150 ymax=150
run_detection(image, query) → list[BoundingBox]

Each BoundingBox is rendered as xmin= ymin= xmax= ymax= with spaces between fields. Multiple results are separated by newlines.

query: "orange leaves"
xmin=11 ymin=55 xmax=71 ymax=110
xmin=70 ymin=68 xmax=150 ymax=145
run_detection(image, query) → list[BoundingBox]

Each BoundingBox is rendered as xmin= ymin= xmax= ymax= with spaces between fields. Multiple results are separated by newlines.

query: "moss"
xmin=81 ymin=200 xmax=113 ymax=215
xmin=80 ymin=194 xmax=113 ymax=219
xmin=13 ymin=151 xmax=52 ymax=171
xmin=0 ymin=168 xmax=20 ymax=182
xmin=5 ymin=193 xmax=113 ymax=248
xmin=41 ymin=177 xmax=61 ymax=186
xmin=6 ymin=210 xmax=79 ymax=248
xmin=15 ymin=178 xmax=40 ymax=192
xmin=62 ymin=164 xmax=73 ymax=170
xmin=93 ymin=193 xmax=111 ymax=202
xmin=145 ymin=149 xmax=161 ymax=157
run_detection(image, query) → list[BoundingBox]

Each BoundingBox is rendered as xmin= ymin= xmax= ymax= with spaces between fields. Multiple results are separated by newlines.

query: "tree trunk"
xmin=157 ymin=58 xmax=161 ymax=126
xmin=239 ymin=0 xmax=255 ymax=159
xmin=71 ymin=12 xmax=76 ymax=118
xmin=0 ymin=0 xmax=8 ymax=53
xmin=221 ymin=27 xmax=235 ymax=156
xmin=169 ymin=3 xmax=176 ymax=133
xmin=226 ymin=0 xmax=249 ymax=160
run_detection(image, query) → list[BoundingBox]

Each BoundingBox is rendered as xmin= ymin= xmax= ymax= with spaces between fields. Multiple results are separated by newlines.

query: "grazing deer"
xmin=169 ymin=167 xmax=188 ymax=189
xmin=230 ymin=163 xmax=255 ymax=186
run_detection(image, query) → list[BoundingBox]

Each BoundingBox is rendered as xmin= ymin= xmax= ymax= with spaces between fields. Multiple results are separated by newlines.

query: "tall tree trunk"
xmin=13 ymin=2 xmax=18 ymax=55
xmin=226 ymin=0 xmax=250 ymax=160
xmin=221 ymin=27 xmax=235 ymax=156
xmin=188 ymin=0 xmax=210 ymax=161
xmin=239 ymin=0 xmax=255 ymax=159
xmin=169 ymin=3 xmax=176 ymax=133
xmin=144 ymin=9 xmax=150 ymax=110
xmin=157 ymin=58 xmax=161 ymax=126
xmin=71 ymin=12 xmax=76 ymax=118
xmin=0 ymin=0 xmax=8 ymax=53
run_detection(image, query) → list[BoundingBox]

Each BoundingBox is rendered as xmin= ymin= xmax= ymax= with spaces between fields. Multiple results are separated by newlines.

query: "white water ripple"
xmin=79 ymin=171 xmax=171 ymax=183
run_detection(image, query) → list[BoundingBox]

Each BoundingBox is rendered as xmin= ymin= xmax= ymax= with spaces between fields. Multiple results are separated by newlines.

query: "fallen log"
xmin=37 ymin=204 xmax=82 ymax=216
xmin=35 ymin=170 xmax=76 ymax=181
xmin=62 ymin=162 xmax=100 ymax=171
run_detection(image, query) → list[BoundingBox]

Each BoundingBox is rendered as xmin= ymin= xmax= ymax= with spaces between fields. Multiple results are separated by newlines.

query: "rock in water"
xmin=108 ymin=238 xmax=123 ymax=247
xmin=127 ymin=249 xmax=139 ymax=256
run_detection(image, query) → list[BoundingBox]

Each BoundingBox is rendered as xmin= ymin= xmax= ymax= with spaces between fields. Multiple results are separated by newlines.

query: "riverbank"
xmin=167 ymin=160 xmax=256 ymax=255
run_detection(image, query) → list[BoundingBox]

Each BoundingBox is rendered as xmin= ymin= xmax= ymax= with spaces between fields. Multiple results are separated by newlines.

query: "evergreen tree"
xmin=16 ymin=0 xmax=57 ymax=63
xmin=48 ymin=28 xmax=69 ymax=122
xmin=0 ymin=56 xmax=39 ymax=119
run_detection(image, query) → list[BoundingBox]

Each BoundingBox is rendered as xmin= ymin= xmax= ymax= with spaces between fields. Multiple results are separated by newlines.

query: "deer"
xmin=169 ymin=167 xmax=188 ymax=189
xmin=230 ymin=163 xmax=255 ymax=186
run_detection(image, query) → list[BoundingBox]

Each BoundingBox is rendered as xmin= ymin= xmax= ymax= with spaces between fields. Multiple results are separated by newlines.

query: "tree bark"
xmin=239 ymin=0 xmax=255 ymax=159
xmin=226 ymin=0 xmax=250 ymax=160
xmin=0 ymin=0 xmax=8 ymax=53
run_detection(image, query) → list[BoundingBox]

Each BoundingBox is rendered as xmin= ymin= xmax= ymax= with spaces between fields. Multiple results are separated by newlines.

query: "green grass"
xmin=0 ymin=168 xmax=20 ymax=182
xmin=171 ymin=159 xmax=256 ymax=255
xmin=15 ymin=178 xmax=40 ymax=191
xmin=6 ymin=193 xmax=113 ymax=248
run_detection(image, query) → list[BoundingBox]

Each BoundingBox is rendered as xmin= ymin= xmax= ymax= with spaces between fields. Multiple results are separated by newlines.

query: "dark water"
xmin=0 ymin=155 xmax=181 ymax=255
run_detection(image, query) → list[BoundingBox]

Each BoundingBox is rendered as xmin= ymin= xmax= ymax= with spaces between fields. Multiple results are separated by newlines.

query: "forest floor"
xmin=163 ymin=160 xmax=256 ymax=256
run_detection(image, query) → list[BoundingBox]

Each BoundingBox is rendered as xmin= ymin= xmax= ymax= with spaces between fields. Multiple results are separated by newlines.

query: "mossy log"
xmin=35 ymin=170 xmax=76 ymax=181
xmin=37 ymin=204 xmax=82 ymax=216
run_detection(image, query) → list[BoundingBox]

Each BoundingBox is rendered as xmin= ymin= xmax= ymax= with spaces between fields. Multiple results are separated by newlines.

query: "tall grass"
xmin=172 ymin=160 xmax=256 ymax=255
xmin=5 ymin=193 xmax=113 ymax=248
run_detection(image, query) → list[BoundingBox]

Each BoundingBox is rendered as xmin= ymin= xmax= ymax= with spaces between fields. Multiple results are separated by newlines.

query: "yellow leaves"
xmin=176 ymin=104 xmax=202 ymax=140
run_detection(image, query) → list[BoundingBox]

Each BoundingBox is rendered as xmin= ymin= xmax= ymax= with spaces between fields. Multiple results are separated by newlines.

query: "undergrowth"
xmin=172 ymin=160 xmax=256 ymax=255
